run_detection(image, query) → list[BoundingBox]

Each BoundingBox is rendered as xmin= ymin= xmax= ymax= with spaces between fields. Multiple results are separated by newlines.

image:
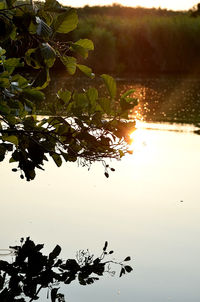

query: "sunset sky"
xmin=62 ymin=0 xmax=198 ymax=11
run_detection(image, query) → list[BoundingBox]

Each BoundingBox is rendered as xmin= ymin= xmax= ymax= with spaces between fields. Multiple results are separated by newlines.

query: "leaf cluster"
xmin=0 ymin=0 xmax=138 ymax=180
xmin=0 ymin=238 xmax=133 ymax=301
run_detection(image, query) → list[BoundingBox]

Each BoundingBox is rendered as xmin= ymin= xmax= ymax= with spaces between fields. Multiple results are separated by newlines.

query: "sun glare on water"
xmin=129 ymin=120 xmax=155 ymax=163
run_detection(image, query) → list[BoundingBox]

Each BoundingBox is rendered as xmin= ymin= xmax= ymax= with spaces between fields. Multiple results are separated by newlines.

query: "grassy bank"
xmin=68 ymin=6 xmax=200 ymax=75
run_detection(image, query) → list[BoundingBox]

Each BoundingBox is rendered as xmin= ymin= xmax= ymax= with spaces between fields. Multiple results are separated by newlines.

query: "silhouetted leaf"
xmin=103 ymin=241 xmax=108 ymax=251
xmin=49 ymin=245 xmax=61 ymax=260
xmin=51 ymin=287 xmax=59 ymax=302
xmin=124 ymin=265 xmax=133 ymax=273
xmin=119 ymin=267 xmax=125 ymax=277
xmin=124 ymin=256 xmax=131 ymax=261
xmin=104 ymin=172 xmax=109 ymax=178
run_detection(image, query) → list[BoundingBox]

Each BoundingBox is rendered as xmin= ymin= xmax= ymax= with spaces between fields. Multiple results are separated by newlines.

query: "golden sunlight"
xmin=129 ymin=120 xmax=155 ymax=163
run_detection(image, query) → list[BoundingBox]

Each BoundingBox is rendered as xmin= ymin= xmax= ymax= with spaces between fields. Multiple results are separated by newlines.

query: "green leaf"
xmin=70 ymin=43 xmax=88 ymax=58
xmin=101 ymin=74 xmax=116 ymax=99
xmin=97 ymin=97 xmax=111 ymax=114
xmin=53 ymin=9 xmax=78 ymax=34
xmin=25 ymin=48 xmax=42 ymax=69
xmin=11 ymin=74 xmax=29 ymax=88
xmin=22 ymin=89 xmax=45 ymax=103
xmin=2 ymin=135 xmax=18 ymax=146
xmin=120 ymin=98 xmax=138 ymax=111
xmin=5 ymin=0 xmax=16 ymax=8
xmin=71 ymin=39 xmax=94 ymax=58
xmin=10 ymin=26 xmax=17 ymax=40
xmin=75 ymin=39 xmax=94 ymax=51
xmin=40 ymin=43 xmax=56 ymax=68
xmin=4 ymin=58 xmax=23 ymax=74
xmin=0 ymin=47 xmax=6 ymax=56
xmin=28 ymin=20 xmax=37 ymax=34
xmin=57 ymin=89 xmax=71 ymax=104
xmin=87 ymin=88 xmax=98 ymax=103
xmin=33 ymin=68 xmax=50 ymax=90
xmin=51 ymin=153 xmax=62 ymax=167
xmin=0 ymin=101 xmax=10 ymax=114
xmin=0 ymin=72 xmax=9 ymax=88
xmin=44 ymin=0 xmax=63 ymax=11
xmin=73 ymin=92 xmax=88 ymax=109
xmin=121 ymin=89 xmax=135 ymax=99
xmin=77 ymin=64 xmax=94 ymax=78
xmin=61 ymin=56 xmax=77 ymax=75
xmin=0 ymin=0 xmax=6 ymax=9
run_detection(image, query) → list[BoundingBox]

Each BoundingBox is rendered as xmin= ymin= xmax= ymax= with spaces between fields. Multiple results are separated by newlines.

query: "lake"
xmin=1 ymin=118 xmax=200 ymax=301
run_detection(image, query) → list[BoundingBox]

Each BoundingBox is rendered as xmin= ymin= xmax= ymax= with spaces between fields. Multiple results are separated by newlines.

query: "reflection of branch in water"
xmin=0 ymin=249 xmax=16 ymax=256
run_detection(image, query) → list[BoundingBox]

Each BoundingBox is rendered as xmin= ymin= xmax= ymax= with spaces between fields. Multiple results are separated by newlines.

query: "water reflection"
xmin=1 ymin=122 xmax=200 ymax=301
xmin=45 ymin=74 xmax=200 ymax=125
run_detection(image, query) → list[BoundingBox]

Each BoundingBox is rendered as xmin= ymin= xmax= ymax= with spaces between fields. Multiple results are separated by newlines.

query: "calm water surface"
xmin=1 ymin=121 xmax=200 ymax=302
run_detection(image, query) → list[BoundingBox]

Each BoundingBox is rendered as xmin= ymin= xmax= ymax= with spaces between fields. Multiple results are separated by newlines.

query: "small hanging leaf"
xmin=124 ymin=256 xmax=131 ymax=262
xmin=104 ymin=172 xmax=109 ymax=178
xmin=103 ymin=241 xmax=108 ymax=251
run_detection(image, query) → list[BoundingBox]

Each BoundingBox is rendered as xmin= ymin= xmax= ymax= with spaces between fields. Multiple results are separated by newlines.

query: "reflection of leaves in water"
xmin=0 ymin=238 xmax=133 ymax=301
xmin=45 ymin=75 xmax=200 ymax=124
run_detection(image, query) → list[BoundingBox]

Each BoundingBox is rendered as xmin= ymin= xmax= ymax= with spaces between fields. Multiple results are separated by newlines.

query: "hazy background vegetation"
xmin=59 ymin=4 xmax=200 ymax=75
